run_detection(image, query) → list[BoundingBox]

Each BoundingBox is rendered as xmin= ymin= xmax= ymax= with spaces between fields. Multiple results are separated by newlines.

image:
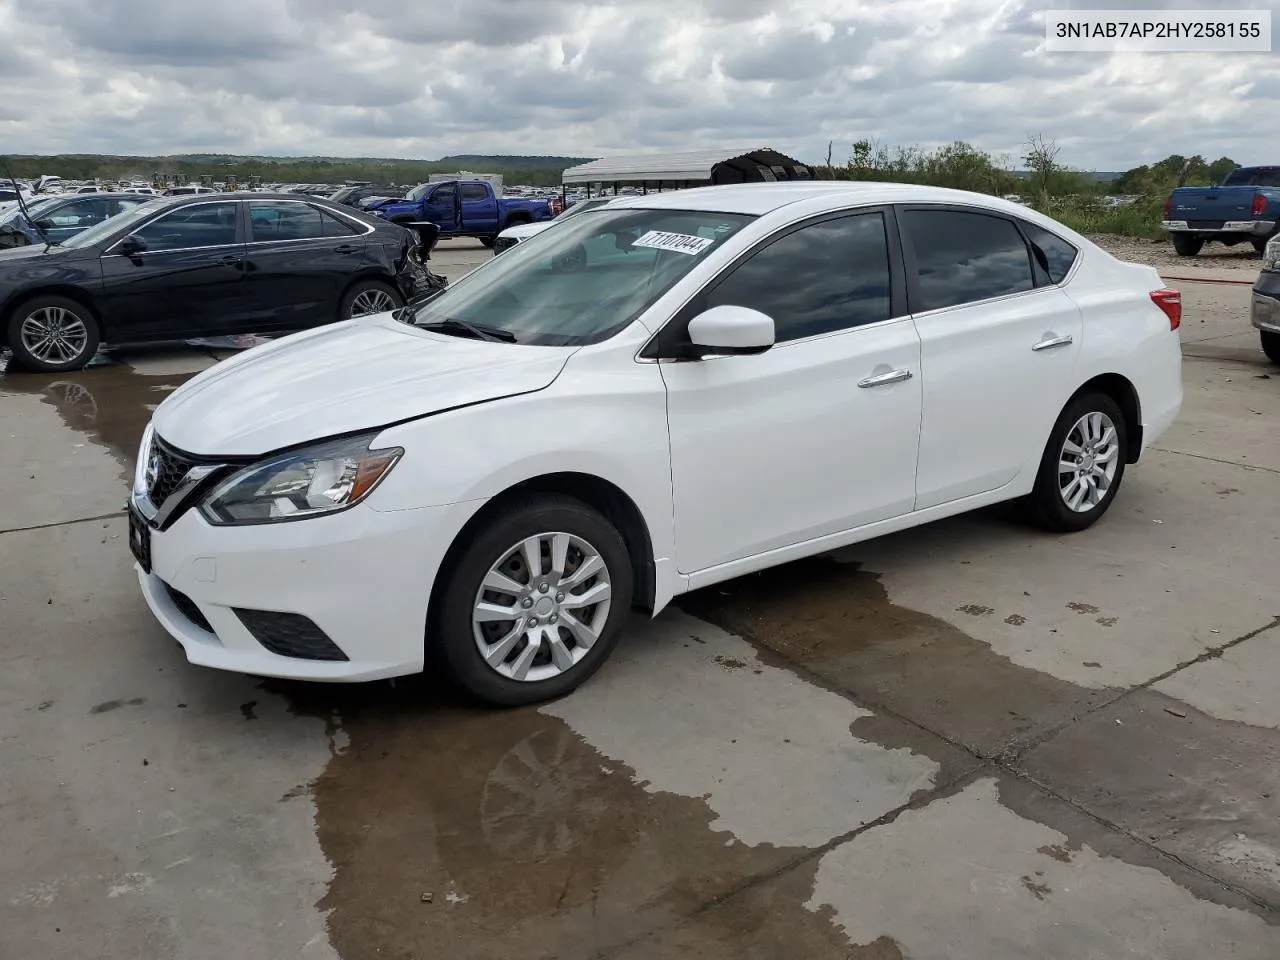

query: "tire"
xmin=432 ymin=494 xmax=634 ymax=707
xmin=1262 ymin=330 xmax=1280 ymax=364
xmin=1028 ymin=392 xmax=1128 ymax=533
xmin=1171 ymin=234 xmax=1203 ymax=257
xmin=339 ymin=279 xmax=403 ymax=320
xmin=5 ymin=294 xmax=101 ymax=372
xmin=479 ymin=237 xmax=496 ymax=249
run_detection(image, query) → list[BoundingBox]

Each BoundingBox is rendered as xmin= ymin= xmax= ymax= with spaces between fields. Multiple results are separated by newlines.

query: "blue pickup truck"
xmin=1163 ymin=165 xmax=1280 ymax=256
xmin=363 ymin=179 xmax=557 ymax=248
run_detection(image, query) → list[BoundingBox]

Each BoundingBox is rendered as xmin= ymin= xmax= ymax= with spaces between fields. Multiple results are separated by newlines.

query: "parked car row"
xmin=0 ymin=193 xmax=446 ymax=371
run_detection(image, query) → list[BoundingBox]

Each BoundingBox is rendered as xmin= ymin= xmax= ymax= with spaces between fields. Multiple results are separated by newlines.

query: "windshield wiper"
xmin=418 ymin=318 xmax=517 ymax=343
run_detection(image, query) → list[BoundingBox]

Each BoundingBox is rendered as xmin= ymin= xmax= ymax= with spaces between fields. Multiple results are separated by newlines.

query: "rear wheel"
xmin=432 ymin=495 xmax=634 ymax=706
xmin=1262 ymin=331 xmax=1280 ymax=364
xmin=1028 ymin=392 xmax=1128 ymax=533
xmin=340 ymin=280 xmax=402 ymax=320
xmin=1171 ymin=234 xmax=1203 ymax=257
xmin=5 ymin=295 xmax=101 ymax=372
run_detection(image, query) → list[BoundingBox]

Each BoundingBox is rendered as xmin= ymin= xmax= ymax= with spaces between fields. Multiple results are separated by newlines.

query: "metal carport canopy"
xmin=560 ymin=147 xmax=809 ymax=185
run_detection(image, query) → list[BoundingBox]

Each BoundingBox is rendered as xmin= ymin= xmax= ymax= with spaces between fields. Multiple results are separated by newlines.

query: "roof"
xmin=602 ymin=180 xmax=1065 ymax=220
xmin=561 ymin=147 xmax=810 ymax=185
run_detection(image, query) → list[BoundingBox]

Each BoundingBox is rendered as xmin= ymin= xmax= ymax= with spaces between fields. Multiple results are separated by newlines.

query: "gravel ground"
xmin=1088 ymin=233 xmax=1264 ymax=273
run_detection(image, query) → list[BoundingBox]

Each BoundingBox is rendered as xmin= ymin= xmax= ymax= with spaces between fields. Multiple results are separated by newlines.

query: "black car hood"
xmin=0 ymin=242 xmax=97 ymax=264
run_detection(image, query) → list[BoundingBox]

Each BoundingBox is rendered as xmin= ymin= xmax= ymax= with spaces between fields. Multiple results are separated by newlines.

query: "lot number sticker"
xmin=632 ymin=230 xmax=714 ymax=255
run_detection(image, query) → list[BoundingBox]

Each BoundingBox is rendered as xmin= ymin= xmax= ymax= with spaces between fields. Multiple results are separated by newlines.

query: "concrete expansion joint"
xmin=0 ymin=509 xmax=127 ymax=537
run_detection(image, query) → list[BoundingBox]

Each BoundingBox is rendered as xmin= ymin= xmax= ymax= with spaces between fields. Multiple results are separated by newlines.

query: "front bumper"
xmin=1252 ymin=273 xmax=1280 ymax=333
xmin=1162 ymin=219 xmax=1276 ymax=236
xmin=135 ymin=497 xmax=481 ymax=682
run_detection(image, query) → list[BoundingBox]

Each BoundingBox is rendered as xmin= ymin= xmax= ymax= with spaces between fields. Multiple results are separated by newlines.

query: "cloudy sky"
xmin=0 ymin=0 xmax=1276 ymax=169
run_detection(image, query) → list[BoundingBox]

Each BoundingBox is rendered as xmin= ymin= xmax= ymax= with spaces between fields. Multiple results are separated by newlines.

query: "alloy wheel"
xmin=349 ymin=288 xmax=397 ymax=317
xmin=1058 ymin=411 xmax=1120 ymax=512
xmin=20 ymin=306 xmax=89 ymax=364
xmin=472 ymin=531 xmax=613 ymax=683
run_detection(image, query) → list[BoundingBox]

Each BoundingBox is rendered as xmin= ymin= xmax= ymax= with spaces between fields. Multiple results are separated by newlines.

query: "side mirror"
xmin=34 ymin=218 xmax=54 ymax=230
xmin=119 ymin=235 xmax=147 ymax=256
xmin=686 ymin=305 xmax=775 ymax=357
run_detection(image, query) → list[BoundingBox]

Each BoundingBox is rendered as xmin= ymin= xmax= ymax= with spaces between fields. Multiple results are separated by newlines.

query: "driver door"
xmin=426 ymin=183 xmax=460 ymax=234
xmin=658 ymin=210 xmax=923 ymax=578
xmin=98 ymin=200 xmax=248 ymax=343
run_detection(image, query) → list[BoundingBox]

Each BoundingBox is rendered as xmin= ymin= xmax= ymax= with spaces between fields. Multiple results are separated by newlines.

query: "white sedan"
xmin=128 ymin=182 xmax=1183 ymax=705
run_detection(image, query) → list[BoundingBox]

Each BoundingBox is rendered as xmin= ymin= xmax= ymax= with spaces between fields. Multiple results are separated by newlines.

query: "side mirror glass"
xmin=686 ymin=305 xmax=775 ymax=357
xmin=119 ymin=235 xmax=147 ymax=256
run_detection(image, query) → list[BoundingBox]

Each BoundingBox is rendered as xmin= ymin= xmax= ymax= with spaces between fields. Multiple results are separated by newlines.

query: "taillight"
xmin=1150 ymin=288 xmax=1181 ymax=330
xmin=1163 ymin=194 xmax=1173 ymax=218
xmin=1252 ymin=193 xmax=1266 ymax=218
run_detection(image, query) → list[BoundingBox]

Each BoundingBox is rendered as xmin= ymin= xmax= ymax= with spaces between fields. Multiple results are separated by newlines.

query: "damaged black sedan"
xmin=0 ymin=193 xmax=445 ymax=372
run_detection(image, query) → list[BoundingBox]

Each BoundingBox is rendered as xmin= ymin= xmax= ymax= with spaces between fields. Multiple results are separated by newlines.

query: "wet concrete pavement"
xmin=2 ymin=241 xmax=1279 ymax=959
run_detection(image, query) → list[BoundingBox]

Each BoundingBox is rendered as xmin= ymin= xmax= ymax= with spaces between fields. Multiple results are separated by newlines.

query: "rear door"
xmin=98 ymin=199 xmax=247 ymax=342
xmin=899 ymin=206 xmax=1084 ymax=510
xmin=241 ymin=200 xmax=369 ymax=329
xmin=459 ymin=182 xmax=499 ymax=235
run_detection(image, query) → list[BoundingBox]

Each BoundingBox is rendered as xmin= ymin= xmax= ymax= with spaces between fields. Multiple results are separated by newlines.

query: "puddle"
xmin=678 ymin=557 xmax=1117 ymax=760
xmin=269 ymin=612 xmax=972 ymax=959
xmin=0 ymin=338 xmax=267 ymax=478
xmin=273 ymin=676 xmax=829 ymax=959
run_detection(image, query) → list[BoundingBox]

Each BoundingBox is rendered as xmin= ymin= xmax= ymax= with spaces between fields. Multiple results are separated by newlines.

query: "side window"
xmin=460 ymin=184 xmax=489 ymax=202
xmin=1019 ymin=221 xmax=1078 ymax=285
xmin=429 ymin=185 xmax=456 ymax=208
xmin=248 ymin=201 xmax=326 ymax=242
xmin=704 ymin=213 xmax=892 ymax=342
xmin=132 ymin=201 xmax=239 ymax=251
xmin=49 ymin=198 xmax=110 ymax=227
xmin=903 ymin=209 xmax=1034 ymax=311
xmin=319 ymin=208 xmax=361 ymax=237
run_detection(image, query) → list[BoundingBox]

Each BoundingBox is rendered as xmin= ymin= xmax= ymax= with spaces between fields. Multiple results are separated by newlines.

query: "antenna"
xmin=1 ymin=155 xmax=52 ymax=249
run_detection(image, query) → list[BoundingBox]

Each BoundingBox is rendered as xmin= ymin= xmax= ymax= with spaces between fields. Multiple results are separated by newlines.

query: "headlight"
xmin=1264 ymin=236 xmax=1280 ymax=272
xmin=200 ymin=433 xmax=402 ymax=525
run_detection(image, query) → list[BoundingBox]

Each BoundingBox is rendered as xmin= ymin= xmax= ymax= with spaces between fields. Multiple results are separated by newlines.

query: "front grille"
xmin=1187 ymin=220 xmax=1226 ymax=230
xmin=146 ymin=437 xmax=199 ymax=506
xmin=163 ymin=582 xmax=214 ymax=634
xmin=493 ymin=236 xmax=519 ymax=254
xmin=234 ymin=609 xmax=349 ymax=662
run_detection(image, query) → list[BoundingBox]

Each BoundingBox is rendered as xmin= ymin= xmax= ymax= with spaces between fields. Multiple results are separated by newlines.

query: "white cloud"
xmin=0 ymin=0 xmax=1276 ymax=168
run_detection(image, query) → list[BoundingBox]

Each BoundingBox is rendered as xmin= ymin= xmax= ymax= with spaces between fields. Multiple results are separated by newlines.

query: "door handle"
xmin=857 ymin=368 xmax=913 ymax=388
xmin=1032 ymin=334 xmax=1073 ymax=351
xmin=333 ymin=244 xmax=359 ymax=254
xmin=213 ymin=254 xmax=240 ymax=266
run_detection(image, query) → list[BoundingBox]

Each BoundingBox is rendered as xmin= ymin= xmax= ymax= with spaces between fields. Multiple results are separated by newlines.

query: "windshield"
xmin=407 ymin=208 xmax=753 ymax=346
xmin=0 ymin=196 xmax=55 ymax=223
xmin=1222 ymin=167 xmax=1280 ymax=188
xmin=58 ymin=197 xmax=169 ymax=249
xmin=406 ymin=183 xmax=432 ymax=201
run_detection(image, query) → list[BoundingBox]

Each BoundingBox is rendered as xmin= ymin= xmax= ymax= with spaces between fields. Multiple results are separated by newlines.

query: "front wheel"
xmin=432 ymin=495 xmax=634 ymax=706
xmin=340 ymin=280 xmax=403 ymax=320
xmin=5 ymin=295 xmax=101 ymax=372
xmin=1171 ymin=234 xmax=1203 ymax=257
xmin=1262 ymin=330 xmax=1280 ymax=364
xmin=479 ymin=237 xmax=496 ymax=249
xmin=1028 ymin=393 xmax=1128 ymax=533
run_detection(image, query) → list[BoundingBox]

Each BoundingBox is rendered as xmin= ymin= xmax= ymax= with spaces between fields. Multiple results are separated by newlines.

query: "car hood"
xmin=151 ymin=314 xmax=573 ymax=457
xmin=0 ymin=242 xmax=96 ymax=263
xmin=499 ymin=221 xmax=555 ymax=241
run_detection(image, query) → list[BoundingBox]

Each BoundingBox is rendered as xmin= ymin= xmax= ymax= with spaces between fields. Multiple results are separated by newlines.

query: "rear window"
xmin=1020 ymin=221 xmax=1078 ymax=285
xmin=1222 ymin=168 xmax=1280 ymax=188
